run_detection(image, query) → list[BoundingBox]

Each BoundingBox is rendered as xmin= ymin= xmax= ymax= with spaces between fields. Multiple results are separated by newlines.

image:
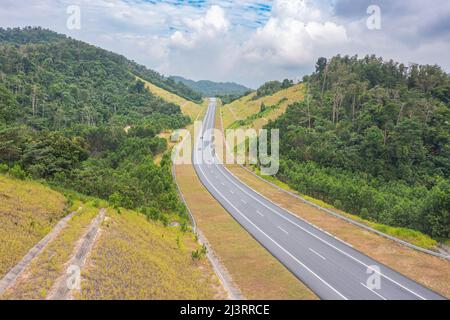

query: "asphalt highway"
xmin=192 ymin=98 xmax=445 ymax=300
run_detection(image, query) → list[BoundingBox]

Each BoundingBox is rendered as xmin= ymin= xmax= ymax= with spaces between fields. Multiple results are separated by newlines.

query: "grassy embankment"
xmin=220 ymin=83 xmax=441 ymax=250
xmin=221 ymin=83 xmax=305 ymax=130
xmin=0 ymin=175 xmax=67 ymax=279
xmin=0 ymin=175 xmax=225 ymax=300
xmin=78 ymin=207 xmax=225 ymax=300
xmin=137 ymin=76 xmax=205 ymax=164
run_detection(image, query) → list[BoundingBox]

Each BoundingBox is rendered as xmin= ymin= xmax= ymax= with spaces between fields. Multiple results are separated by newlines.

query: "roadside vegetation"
xmin=265 ymin=55 xmax=450 ymax=240
xmin=1 ymin=199 xmax=100 ymax=299
xmin=0 ymin=27 xmax=192 ymax=227
xmin=139 ymin=77 xmax=203 ymax=121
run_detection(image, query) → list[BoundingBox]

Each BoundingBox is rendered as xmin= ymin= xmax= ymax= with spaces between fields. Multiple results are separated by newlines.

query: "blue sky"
xmin=1 ymin=0 xmax=449 ymax=88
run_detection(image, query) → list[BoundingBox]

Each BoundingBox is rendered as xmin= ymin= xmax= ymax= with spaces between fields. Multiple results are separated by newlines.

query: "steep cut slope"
xmin=0 ymin=27 xmax=191 ymax=227
xmin=137 ymin=76 xmax=203 ymax=121
xmin=0 ymin=174 xmax=67 ymax=278
xmin=221 ymin=83 xmax=305 ymax=130
xmin=78 ymin=207 xmax=225 ymax=300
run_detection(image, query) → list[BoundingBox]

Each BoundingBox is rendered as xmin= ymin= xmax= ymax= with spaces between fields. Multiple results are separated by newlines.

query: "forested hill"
xmin=0 ymin=27 xmax=193 ymax=226
xmin=0 ymin=28 xmax=201 ymax=124
xmin=170 ymin=75 xmax=251 ymax=97
xmin=265 ymin=55 xmax=450 ymax=239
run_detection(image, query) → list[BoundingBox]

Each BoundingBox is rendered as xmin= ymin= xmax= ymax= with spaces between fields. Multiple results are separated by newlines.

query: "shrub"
xmin=10 ymin=164 xmax=27 ymax=180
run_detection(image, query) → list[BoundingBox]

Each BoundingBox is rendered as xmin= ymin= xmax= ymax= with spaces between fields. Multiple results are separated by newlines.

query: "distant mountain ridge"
xmin=170 ymin=76 xmax=251 ymax=97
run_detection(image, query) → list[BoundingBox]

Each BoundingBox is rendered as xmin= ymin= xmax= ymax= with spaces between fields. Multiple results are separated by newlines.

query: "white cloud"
xmin=241 ymin=0 xmax=348 ymax=67
xmin=170 ymin=5 xmax=229 ymax=49
xmin=0 ymin=0 xmax=449 ymax=87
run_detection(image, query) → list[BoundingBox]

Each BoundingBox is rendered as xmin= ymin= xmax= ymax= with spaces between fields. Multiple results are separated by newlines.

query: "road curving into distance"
xmin=192 ymin=98 xmax=445 ymax=300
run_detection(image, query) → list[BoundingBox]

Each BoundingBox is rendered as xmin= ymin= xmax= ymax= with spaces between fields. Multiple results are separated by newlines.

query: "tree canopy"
xmin=265 ymin=55 xmax=450 ymax=238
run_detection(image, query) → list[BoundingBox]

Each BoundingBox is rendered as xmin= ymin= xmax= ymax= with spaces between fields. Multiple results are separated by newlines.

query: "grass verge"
xmin=0 ymin=174 xmax=67 ymax=278
xmin=228 ymin=165 xmax=450 ymax=298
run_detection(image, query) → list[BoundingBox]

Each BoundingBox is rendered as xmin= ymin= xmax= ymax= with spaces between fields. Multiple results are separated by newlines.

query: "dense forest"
xmin=0 ymin=27 xmax=192 ymax=225
xmin=253 ymin=79 xmax=294 ymax=100
xmin=265 ymin=55 xmax=450 ymax=239
xmin=170 ymin=75 xmax=251 ymax=97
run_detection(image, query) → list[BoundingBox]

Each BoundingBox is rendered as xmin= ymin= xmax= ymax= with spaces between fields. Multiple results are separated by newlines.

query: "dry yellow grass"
xmin=222 ymin=83 xmax=305 ymax=130
xmin=228 ymin=165 xmax=450 ymax=298
xmin=1 ymin=201 xmax=100 ymax=300
xmin=78 ymin=208 xmax=226 ymax=300
xmin=136 ymin=76 xmax=203 ymax=121
xmin=217 ymin=99 xmax=450 ymax=299
xmin=173 ymin=106 xmax=317 ymax=300
xmin=0 ymin=175 xmax=67 ymax=279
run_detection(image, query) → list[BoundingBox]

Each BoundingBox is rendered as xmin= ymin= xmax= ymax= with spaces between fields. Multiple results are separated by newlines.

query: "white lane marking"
xmin=198 ymin=103 xmax=421 ymax=300
xmin=241 ymin=199 xmax=247 ymax=205
xmin=278 ymin=226 xmax=289 ymax=235
xmin=256 ymin=210 xmax=264 ymax=217
xmin=221 ymin=182 xmax=225 ymax=186
xmin=230 ymin=190 xmax=235 ymax=194
xmin=195 ymin=160 xmax=347 ymax=300
xmin=214 ymin=163 xmax=427 ymax=300
xmin=360 ymin=282 xmax=387 ymax=300
xmin=309 ymin=248 xmax=326 ymax=260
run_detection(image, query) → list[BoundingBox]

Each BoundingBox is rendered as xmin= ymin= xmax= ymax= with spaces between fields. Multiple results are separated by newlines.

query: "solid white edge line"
xmin=194 ymin=104 xmax=347 ymax=301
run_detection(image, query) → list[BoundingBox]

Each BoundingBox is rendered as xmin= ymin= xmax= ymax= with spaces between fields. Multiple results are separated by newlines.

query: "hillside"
xmin=171 ymin=76 xmax=251 ymax=97
xmin=137 ymin=76 xmax=203 ymax=121
xmin=0 ymin=27 xmax=201 ymax=105
xmin=264 ymin=55 xmax=450 ymax=240
xmin=221 ymin=83 xmax=305 ymax=130
xmin=0 ymin=174 xmax=225 ymax=299
xmin=0 ymin=27 xmax=193 ymax=227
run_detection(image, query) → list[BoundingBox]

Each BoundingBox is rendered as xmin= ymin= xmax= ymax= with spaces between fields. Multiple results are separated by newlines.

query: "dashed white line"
xmin=195 ymin=161 xmax=347 ymax=300
xmin=360 ymin=282 xmax=387 ymax=300
xmin=214 ymin=163 xmax=427 ymax=300
xmin=309 ymin=248 xmax=326 ymax=260
xmin=256 ymin=210 xmax=264 ymax=217
xmin=278 ymin=226 xmax=289 ymax=235
xmin=241 ymin=199 xmax=247 ymax=205
xmin=230 ymin=190 xmax=235 ymax=194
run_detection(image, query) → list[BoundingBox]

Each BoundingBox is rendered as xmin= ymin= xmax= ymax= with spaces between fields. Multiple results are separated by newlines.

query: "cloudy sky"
xmin=1 ymin=0 xmax=449 ymax=88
